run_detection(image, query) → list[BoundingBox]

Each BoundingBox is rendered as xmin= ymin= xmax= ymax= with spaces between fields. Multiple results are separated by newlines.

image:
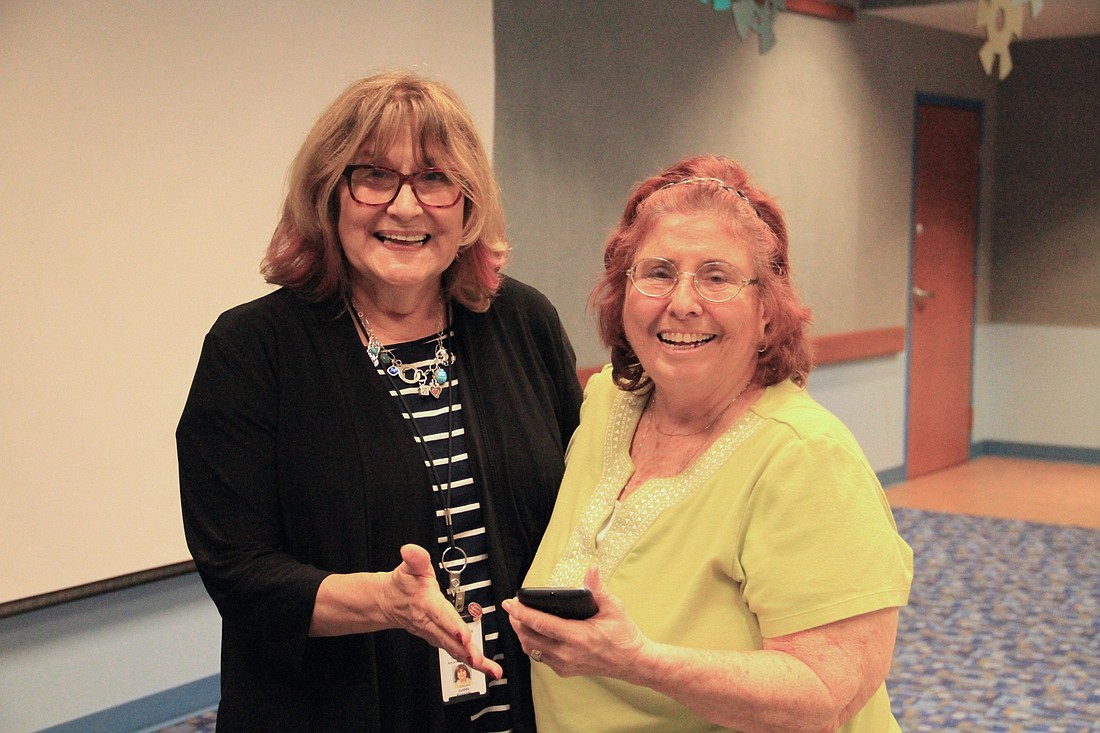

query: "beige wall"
xmin=0 ymin=0 xmax=495 ymax=606
xmin=990 ymin=36 xmax=1100 ymax=327
xmin=494 ymin=1 xmax=1001 ymax=366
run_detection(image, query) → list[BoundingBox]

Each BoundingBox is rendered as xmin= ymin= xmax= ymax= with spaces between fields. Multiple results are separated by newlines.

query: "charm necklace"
xmin=350 ymin=298 xmax=455 ymax=398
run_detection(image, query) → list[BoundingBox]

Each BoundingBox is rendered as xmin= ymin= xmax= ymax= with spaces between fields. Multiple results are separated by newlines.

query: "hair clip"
xmin=653 ymin=177 xmax=769 ymax=233
xmin=656 ymin=176 xmax=737 ymax=193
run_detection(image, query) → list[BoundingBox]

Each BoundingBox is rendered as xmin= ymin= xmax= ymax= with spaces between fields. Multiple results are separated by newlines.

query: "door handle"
xmin=912 ymin=286 xmax=936 ymax=299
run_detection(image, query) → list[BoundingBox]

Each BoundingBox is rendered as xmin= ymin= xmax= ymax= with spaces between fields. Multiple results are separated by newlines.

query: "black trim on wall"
xmin=0 ymin=561 xmax=196 ymax=618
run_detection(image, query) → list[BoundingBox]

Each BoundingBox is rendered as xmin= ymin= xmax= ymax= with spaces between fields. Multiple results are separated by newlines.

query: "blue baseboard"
xmin=39 ymin=675 xmax=219 ymax=733
xmin=877 ymin=465 xmax=907 ymax=488
xmin=877 ymin=441 xmax=1099 ymax=490
xmin=971 ymin=441 xmax=1100 ymax=465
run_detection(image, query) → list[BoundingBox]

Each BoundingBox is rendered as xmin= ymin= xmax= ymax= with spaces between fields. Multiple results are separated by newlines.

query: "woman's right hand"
xmin=384 ymin=544 xmax=503 ymax=679
xmin=310 ymin=544 xmax=502 ymax=680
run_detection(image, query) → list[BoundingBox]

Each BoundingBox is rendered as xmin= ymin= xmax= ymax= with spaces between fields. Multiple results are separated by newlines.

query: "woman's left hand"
xmin=503 ymin=566 xmax=645 ymax=679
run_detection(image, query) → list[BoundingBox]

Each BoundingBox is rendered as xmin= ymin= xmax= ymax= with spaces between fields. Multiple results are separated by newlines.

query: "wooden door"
xmin=906 ymin=101 xmax=981 ymax=478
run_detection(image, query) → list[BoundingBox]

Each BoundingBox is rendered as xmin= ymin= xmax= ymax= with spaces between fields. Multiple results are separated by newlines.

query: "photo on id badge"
xmin=440 ymin=603 xmax=488 ymax=703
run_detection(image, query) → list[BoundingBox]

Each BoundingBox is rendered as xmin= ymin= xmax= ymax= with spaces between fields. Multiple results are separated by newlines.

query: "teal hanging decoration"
xmin=699 ymin=0 xmax=786 ymax=54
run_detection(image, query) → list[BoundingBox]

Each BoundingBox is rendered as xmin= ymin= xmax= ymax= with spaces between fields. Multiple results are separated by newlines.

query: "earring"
xmin=757 ymin=344 xmax=767 ymax=353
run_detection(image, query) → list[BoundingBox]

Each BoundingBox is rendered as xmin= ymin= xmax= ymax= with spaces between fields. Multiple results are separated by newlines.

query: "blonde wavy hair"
xmin=262 ymin=71 xmax=508 ymax=312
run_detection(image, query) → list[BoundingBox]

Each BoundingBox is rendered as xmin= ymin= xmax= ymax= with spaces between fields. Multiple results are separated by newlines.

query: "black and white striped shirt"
xmin=372 ymin=330 xmax=514 ymax=733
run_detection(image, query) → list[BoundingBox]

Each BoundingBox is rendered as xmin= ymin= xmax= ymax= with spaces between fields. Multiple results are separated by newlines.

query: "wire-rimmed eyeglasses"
xmin=627 ymin=257 xmax=758 ymax=303
xmin=342 ymin=164 xmax=464 ymax=208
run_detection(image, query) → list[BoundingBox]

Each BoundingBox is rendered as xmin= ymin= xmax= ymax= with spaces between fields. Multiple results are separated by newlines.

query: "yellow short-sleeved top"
xmin=525 ymin=369 xmax=913 ymax=732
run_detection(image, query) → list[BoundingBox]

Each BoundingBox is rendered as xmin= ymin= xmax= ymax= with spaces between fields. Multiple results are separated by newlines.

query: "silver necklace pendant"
xmin=367 ymin=344 xmax=381 ymax=367
xmin=353 ymin=300 xmax=454 ymax=399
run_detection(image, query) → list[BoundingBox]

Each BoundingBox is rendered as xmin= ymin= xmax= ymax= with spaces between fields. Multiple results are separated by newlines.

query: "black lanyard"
xmin=349 ymin=306 xmax=467 ymax=613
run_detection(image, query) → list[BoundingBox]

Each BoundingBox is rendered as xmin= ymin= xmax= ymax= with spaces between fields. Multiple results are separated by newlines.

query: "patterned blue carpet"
xmin=890 ymin=508 xmax=1100 ymax=732
xmin=149 ymin=508 xmax=1100 ymax=732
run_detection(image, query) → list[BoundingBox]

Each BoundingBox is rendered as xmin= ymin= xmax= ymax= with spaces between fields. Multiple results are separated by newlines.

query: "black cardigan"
xmin=177 ymin=278 xmax=582 ymax=732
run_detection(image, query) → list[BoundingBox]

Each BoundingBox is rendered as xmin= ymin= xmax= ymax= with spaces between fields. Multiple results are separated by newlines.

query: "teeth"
xmin=659 ymin=332 xmax=714 ymax=346
xmin=379 ymin=232 xmax=429 ymax=244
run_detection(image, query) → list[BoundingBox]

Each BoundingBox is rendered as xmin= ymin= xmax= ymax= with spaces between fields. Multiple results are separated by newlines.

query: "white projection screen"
xmin=0 ymin=0 xmax=495 ymax=613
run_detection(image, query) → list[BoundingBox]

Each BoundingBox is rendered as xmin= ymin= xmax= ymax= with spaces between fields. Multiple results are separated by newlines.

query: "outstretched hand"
xmin=384 ymin=544 xmax=502 ymax=680
xmin=504 ymin=566 xmax=645 ymax=679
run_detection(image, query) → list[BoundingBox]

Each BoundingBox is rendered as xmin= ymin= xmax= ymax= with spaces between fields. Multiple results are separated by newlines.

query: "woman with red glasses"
xmin=177 ymin=72 xmax=582 ymax=732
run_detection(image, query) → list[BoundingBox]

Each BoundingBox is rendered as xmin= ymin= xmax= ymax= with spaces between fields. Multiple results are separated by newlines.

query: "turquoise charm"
xmin=351 ymin=299 xmax=454 ymax=400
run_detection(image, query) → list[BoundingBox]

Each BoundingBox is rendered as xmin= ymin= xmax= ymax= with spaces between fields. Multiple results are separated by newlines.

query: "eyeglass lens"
xmin=346 ymin=165 xmax=462 ymax=207
xmin=629 ymin=257 xmax=750 ymax=302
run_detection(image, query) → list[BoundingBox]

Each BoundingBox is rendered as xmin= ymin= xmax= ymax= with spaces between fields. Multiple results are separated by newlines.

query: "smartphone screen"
xmin=517 ymin=587 xmax=598 ymax=620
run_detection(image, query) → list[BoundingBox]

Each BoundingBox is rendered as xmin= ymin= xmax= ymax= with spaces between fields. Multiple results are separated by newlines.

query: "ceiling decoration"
xmin=978 ymin=0 xmax=1044 ymax=79
xmin=700 ymin=0 xmax=788 ymax=53
xmin=700 ymin=0 xmax=1079 ymax=81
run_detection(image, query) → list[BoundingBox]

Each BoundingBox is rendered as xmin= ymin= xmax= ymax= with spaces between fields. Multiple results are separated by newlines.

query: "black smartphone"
xmin=517 ymin=587 xmax=598 ymax=620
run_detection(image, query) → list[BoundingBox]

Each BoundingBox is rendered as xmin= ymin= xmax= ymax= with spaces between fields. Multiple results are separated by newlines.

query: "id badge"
xmin=439 ymin=616 xmax=489 ymax=704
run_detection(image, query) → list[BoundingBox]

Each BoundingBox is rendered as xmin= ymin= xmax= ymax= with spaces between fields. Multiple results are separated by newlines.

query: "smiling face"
xmin=338 ymin=129 xmax=464 ymax=307
xmin=624 ymin=213 xmax=767 ymax=401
